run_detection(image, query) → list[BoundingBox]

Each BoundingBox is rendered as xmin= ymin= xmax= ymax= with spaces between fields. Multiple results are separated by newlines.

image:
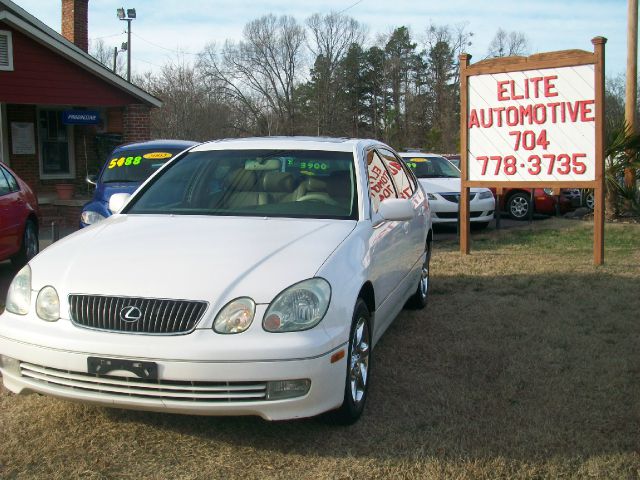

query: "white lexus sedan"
xmin=0 ymin=137 xmax=432 ymax=424
xmin=399 ymin=152 xmax=495 ymax=229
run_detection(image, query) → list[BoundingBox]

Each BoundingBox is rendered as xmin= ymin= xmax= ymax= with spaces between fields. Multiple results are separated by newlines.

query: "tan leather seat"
xmin=283 ymin=177 xmax=330 ymax=203
xmin=262 ymin=171 xmax=296 ymax=203
xmin=211 ymin=169 xmax=267 ymax=209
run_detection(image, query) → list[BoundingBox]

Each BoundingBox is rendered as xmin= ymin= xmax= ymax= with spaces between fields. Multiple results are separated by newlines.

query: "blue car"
xmin=80 ymin=139 xmax=198 ymax=227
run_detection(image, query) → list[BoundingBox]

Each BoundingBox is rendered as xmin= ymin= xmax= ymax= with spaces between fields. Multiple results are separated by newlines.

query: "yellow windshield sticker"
xmin=108 ymin=156 xmax=142 ymax=168
xmin=143 ymin=152 xmax=173 ymax=160
xmin=409 ymin=157 xmax=427 ymax=163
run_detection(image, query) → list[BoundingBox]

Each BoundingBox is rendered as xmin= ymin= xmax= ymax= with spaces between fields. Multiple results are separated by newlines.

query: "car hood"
xmin=417 ymin=178 xmax=487 ymax=194
xmin=30 ymin=215 xmax=356 ymax=309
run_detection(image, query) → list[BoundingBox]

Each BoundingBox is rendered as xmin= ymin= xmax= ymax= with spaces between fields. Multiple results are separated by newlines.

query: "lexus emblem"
xmin=120 ymin=306 xmax=142 ymax=323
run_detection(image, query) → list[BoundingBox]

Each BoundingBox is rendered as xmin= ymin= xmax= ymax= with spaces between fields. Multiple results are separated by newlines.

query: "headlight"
xmin=263 ymin=278 xmax=331 ymax=333
xmin=213 ymin=297 xmax=255 ymax=334
xmin=543 ymin=188 xmax=554 ymax=196
xmin=427 ymin=193 xmax=438 ymax=201
xmin=36 ymin=286 xmax=60 ymax=322
xmin=80 ymin=210 xmax=106 ymax=225
xmin=478 ymin=191 xmax=493 ymax=200
xmin=6 ymin=265 xmax=31 ymax=315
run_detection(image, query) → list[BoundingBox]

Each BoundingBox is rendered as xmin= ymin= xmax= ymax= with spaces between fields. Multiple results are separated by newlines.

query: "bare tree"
xmin=136 ymin=57 xmax=235 ymax=141
xmin=486 ymin=28 xmax=529 ymax=58
xmin=307 ymin=12 xmax=366 ymax=73
xmin=306 ymin=12 xmax=366 ymax=135
xmin=199 ymin=15 xmax=306 ymax=135
xmin=90 ymin=39 xmax=125 ymax=76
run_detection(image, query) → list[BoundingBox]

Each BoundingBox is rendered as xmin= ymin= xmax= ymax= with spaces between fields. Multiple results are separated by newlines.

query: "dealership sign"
xmin=459 ymin=37 xmax=606 ymax=264
xmin=468 ymin=66 xmax=595 ymax=182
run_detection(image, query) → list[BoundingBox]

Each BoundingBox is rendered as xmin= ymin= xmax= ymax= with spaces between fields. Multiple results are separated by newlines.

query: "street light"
xmin=117 ymin=7 xmax=136 ymax=82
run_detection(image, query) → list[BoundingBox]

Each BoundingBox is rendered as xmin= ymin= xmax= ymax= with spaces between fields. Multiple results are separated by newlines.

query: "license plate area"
xmin=87 ymin=357 xmax=158 ymax=380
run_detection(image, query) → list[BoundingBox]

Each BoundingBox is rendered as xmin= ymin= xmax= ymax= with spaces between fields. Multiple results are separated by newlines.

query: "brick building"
xmin=0 ymin=0 xmax=161 ymax=223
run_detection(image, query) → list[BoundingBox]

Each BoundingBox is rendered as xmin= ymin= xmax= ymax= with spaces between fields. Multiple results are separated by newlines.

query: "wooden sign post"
xmin=459 ymin=37 xmax=606 ymax=265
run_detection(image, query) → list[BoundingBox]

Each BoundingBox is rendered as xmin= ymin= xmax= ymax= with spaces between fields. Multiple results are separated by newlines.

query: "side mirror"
xmin=378 ymin=198 xmax=414 ymax=222
xmin=86 ymin=174 xmax=97 ymax=186
xmin=108 ymin=193 xmax=131 ymax=214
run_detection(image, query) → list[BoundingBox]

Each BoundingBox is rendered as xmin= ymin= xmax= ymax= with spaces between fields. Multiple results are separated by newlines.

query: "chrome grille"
xmin=68 ymin=295 xmax=208 ymax=334
xmin=19 ymin=362 xmax=267 ymax=402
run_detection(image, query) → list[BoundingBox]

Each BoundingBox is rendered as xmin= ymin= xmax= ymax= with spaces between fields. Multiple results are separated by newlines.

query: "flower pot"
xmin=55 ymin=183 xmax=75 ymax=200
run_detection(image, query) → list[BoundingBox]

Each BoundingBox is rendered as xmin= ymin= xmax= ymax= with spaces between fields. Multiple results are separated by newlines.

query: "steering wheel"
xmin=296 ymin=193 xmax=339 ymax=206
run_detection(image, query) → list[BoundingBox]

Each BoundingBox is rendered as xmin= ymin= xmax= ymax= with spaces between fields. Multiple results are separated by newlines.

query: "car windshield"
xmin=126 ymin=149 xmax=358 ymax=220
xmin=401 ymin=155 xmax=460 ymax=179
xmin=100 ymin=149 xmax=185 ymax=183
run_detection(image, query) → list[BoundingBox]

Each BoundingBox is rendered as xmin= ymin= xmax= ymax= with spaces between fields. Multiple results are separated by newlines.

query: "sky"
xmin=12 ymin=0 xmax=632 ymax=78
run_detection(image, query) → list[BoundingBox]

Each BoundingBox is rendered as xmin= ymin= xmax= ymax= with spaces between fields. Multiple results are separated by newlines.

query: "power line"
xmin=132 ymin=32 xmax=198 ymax=55
xmin=135 ymin=57 xmax=164 ymax=68
xmin=338 ymin=0 xmax=364 ymax=14
xmin=89 ymin=32 xmax=125 ymax=41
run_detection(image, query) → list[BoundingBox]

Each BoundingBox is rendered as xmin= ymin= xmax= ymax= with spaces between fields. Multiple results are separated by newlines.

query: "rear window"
xmin=100 ymin=149 xmax=185 ymax=184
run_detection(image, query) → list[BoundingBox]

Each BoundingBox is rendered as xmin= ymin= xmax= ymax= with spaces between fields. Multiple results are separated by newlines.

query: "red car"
xmin=0 ymin=163 xmax=40 ymax=267
xmin=495 ymin=188 xmax=573 ymax=220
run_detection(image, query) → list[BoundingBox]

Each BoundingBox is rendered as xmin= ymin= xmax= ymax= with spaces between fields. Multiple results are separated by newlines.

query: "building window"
xmin=38 ymin=109 xmax=75 ymax=179
xmin=0 ymin=30 xmax=13 ymax=71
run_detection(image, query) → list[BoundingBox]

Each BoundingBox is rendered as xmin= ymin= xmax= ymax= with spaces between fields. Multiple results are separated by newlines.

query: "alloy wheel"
xmin=419 ymin=245 xmax=431 ymax=300
xmin=510 ymin=195 xmax=529 ymax=218
xmin=349 ymin=316 xmax=370 ymax=406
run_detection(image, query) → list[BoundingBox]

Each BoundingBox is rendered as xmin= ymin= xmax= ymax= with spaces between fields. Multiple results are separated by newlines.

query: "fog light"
xmin=0 ymin=355 xmax=20 ymax=375
xmin=266 ymin=379 xmax=310 ymax=400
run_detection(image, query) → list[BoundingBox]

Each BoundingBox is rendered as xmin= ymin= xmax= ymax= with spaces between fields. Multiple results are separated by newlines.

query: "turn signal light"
xmin=330 ymin=350 xmax=345 ymax=364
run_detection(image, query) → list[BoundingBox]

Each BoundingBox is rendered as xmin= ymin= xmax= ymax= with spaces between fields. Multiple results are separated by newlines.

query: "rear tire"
xmin=506 ymin=192 xmax=531 ymax=220
xmin=405 ymin=240 xmax=431 ymax=310
xmin=330 ymin=299 xmax=371 ymax=425
xmin=585 ymin=191 xmax=594 ymax=210
xmin=11 ymin=220 xmax=38 ymax=269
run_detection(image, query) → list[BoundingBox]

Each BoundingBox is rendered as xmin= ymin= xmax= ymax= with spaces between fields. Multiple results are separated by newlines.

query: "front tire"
xmin=11 ymin=220 xmax=38 ymax=269
xmin=507 ymin=192 xmax=531 ymax=220
xmin=331 ymin=299 xmax=371 ymax=425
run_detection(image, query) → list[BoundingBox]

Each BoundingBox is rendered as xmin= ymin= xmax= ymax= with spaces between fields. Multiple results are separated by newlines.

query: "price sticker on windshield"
xmin=143 ymin=152 xmax=173 ymax=160
xmin=108 ymin=156 xmax=142 ymax=169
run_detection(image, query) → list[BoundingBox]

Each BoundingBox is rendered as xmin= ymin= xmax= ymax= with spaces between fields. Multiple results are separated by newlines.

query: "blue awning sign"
xmin=62 ymin=110 xmax=101 ymax=125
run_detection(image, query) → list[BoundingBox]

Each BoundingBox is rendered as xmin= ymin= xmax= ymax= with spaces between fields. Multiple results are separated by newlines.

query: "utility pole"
xmin=117 ymin=7 xmax=136 ymax=82
xmin=112 ymin=46 xmax=117 ymax=73
xmin=625 ymin=0 xmax=638 ymax=200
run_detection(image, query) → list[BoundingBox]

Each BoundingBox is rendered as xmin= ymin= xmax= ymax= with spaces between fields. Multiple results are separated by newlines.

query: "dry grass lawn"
xmin=1 ymin=219 xmax=639 ymax=479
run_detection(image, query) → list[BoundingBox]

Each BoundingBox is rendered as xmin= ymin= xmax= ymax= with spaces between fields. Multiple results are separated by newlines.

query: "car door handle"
xmin=418 ymin=206 xmax=425 ymax=217
xmin=403 ymin=222 xmax=409 ymax=234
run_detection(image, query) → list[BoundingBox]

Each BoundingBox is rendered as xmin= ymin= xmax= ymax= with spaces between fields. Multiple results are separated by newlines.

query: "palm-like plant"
xmin=604 ymin=118 xmax=640 ymax=216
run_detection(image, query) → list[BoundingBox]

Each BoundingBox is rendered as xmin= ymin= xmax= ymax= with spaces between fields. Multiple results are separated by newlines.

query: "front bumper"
xmin=0 ymin=310 xmax=348 ymax=420
xmin=431 ymin=196 xmax=495 ymax=224
xmin=0 ymin=335 xmax=346 ymax=420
